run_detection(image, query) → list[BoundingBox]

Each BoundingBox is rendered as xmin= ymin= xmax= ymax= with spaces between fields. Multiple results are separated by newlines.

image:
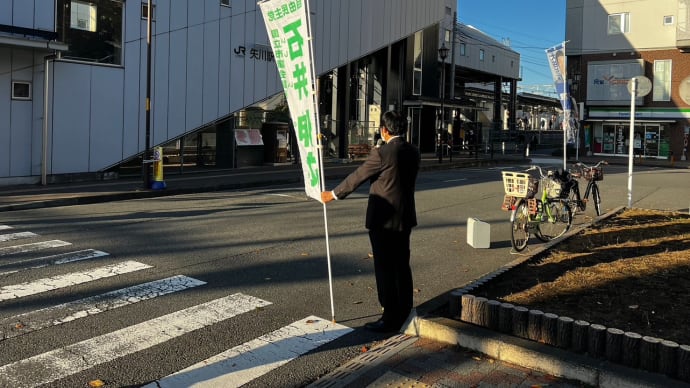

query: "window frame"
xmin=608 ymin=12 xmax=630 ymax=35
xmin=141 ymin=3 xmax=156 ymax=20
xmin=653 ymin=59 xmax=672 ymax=102
xmin=412 ymin=31 xmax=423 ymax=96
xmin=479 ymin=49 xmax=485 ymax=62
xmin=57 ymin=0 xmax=124 ymax=65
xmin=11 ymin=81 xmax=32 ymax=100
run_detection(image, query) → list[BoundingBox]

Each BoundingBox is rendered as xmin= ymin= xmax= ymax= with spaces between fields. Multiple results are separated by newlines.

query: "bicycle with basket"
xmin=552 ymin=160 xmax=608 ymax=217
xmin=501 ymin=165 xmax=573 ymax=252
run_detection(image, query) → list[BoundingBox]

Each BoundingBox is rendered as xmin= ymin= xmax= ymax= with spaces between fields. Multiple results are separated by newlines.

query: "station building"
xmin=1 ymin=0 xmax=526 ymax=186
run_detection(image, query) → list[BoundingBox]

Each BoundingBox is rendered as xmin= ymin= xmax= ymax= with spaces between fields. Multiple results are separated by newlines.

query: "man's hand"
xmin=321 ymin=191 xmax=335 ymax=203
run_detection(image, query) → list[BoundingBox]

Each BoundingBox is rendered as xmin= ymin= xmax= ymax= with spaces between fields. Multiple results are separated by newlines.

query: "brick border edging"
xmin=447 ymin=206 xmax=690 ymax=383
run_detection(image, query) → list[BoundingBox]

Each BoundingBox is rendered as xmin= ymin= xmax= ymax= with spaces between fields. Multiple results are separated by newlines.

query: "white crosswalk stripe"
xmin=0 ymin=293 xmax=272 ymax=388
xmin=145 ymin=316 xmax=353 ymax=388
xmin=0 ymin=275 xmax=206 ymax=341
xmin=0 ymin=240 xmax=71 ymax=256
xmin=0 ymin=260 xmax=152 ymax=302
xmin=0 ymin=227 xmax=353 ymax=387
xmin=0 ymin=231 xmax=38 ymax=242
xmin=0 ymin=249 xmax=109 ymax=276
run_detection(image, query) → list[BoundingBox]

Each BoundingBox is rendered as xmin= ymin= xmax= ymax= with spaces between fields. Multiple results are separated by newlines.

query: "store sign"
xmin=587 ymin=60 xmax=644 ymax=105
xmin=259 ymin=0 xmax=322 ymax=201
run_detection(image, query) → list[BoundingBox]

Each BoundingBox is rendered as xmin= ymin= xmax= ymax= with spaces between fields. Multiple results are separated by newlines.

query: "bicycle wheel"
xmin=592 ymin=184 xmax=601 ymax=216
xmin=510 ymin=199 xmax=530 ymax=251
xmin=535 ymin=200 xmax=572 ymax=241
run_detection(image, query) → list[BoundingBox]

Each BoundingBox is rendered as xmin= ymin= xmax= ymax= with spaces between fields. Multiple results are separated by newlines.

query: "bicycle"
xmin=561 ymin=160 xmax=608 ymax=217
xmin=501 ymin=165 xmax=573 ymax=252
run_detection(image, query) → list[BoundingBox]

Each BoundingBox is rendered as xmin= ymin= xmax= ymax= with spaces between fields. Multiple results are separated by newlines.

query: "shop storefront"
xmin=586 ymin=107 xmax=689 ymax=159
xmin=589 ymin=121 xmax=671 ymax=159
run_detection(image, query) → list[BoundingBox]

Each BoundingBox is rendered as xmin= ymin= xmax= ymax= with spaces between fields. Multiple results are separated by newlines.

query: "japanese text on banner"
xmin=259 ymin=0 xmax=322 ymax=201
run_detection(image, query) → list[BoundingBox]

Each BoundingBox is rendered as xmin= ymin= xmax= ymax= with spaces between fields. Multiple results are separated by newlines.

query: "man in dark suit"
xmin=321 ymin=110 xmax=421 ymax=333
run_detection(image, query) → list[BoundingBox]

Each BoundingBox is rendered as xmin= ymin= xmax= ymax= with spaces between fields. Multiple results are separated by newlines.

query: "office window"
xmin=608 ymin=12 xmax=630 ymax=34
xmin=653 ymin=60 xmax=672 ymax=101
xmin=70 ymin=1 xmax=97 ymax=32
xmin=57 ymin=0 xmax=123 ymax=64
xmin=479 ymin=49 xmax=485 ymax=61
xmin=11 ymin=81 xmax=31 ymax=100
xmin=412 ymin=31 xmax=423 ymax=96
xmin=141 ymin=3 xmax=155 ymax=20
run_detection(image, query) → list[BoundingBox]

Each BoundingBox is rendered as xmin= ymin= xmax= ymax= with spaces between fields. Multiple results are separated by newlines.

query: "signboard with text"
xmin=587 ymin=60 xmax=644 ymax=105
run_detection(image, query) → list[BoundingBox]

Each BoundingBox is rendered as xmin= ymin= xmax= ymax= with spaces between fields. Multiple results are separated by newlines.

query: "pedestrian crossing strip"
xmin=0 ymin=225 xmax=354 ymax=387
xmin=145 ymin=316 xmax=353 ymax=388
xmin=0 ymin=248 xmax=110 ymax=276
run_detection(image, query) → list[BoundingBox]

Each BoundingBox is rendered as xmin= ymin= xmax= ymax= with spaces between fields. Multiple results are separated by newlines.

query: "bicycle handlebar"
xmin=525 ymin=165 xmax=552 ymax=179
xmin=573 ymin=160 xmax=608 ymax=169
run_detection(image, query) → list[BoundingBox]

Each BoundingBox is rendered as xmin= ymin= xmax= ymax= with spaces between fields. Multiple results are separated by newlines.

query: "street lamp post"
xmin=438 ymin=43 xmax=449 ymax=164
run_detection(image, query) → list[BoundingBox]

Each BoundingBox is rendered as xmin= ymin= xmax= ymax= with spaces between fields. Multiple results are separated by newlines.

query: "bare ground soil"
xmin=471 ymin=208 xmax=690 ymax=346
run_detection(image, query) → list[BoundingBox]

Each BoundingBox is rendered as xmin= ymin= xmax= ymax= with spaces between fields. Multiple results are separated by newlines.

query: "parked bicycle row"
xmin=500 ymin=160 xmax=608 ymax=252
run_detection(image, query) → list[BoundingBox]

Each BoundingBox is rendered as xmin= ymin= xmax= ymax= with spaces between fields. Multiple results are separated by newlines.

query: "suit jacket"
xmin=333 ymin=137 xmax=420 ymax=231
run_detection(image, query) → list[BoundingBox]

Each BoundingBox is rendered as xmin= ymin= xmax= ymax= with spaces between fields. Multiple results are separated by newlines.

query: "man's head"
xmin=380 ymin=110 xmax=405 ymax=140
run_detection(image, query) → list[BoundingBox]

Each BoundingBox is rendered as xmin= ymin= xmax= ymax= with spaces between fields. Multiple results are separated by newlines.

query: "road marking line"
xmin=0 ymin=275 xmax=206 ymax=341
xmin=0 ymin=249 xmax=110 ymax=276
xmin=145 ymin=315 xmax=353 ymax=388
xmin=0 ymin=240 xmax=71 ymax=257
xmin=0 ymin=226 xmax=12 ymax=231
xmin=0 ymin=232 xmax=38 ymax=242
xmin=0 ymin=293 xmax=271 ymax=388
xmin=443 ymin=178 xmax=467 ymax=182
xmin=0 ymin=260 xmax=152 ymax=302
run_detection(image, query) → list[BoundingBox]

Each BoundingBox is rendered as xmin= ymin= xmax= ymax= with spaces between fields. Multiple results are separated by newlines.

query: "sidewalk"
xmin=1 ymin=150 xmax=689 ymax=387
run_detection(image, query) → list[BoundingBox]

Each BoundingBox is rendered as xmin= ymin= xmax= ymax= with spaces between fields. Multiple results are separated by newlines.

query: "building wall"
xmin=454 ymin=24 xmax=520 ymax=80
xmin=0 ymin=0 xmax=448 ymax=181
xmin=567 ymin=0 xmax=677 ymax=54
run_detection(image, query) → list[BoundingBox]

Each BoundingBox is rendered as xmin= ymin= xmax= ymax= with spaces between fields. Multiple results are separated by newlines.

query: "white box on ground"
xmin=467 ymin=217 xmax=490 ymax=248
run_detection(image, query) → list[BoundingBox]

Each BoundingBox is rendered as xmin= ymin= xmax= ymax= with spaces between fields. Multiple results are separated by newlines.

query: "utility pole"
xmin=142 ymin=0 xmax=153 ymax=189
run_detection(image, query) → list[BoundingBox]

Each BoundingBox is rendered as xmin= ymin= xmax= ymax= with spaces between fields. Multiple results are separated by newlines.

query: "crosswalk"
xmin=0 ymin=224 xmax=353 ymax=387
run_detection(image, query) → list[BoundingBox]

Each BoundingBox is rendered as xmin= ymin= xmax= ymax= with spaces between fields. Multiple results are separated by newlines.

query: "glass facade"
xmin=57 ymin=0 xmax=123 ymax=64
xmin=593 ymin=123 xmax=669 ymax=158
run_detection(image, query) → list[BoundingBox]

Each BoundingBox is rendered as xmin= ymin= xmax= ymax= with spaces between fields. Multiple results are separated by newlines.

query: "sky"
xmin=457 ymin=0 xmax=566 ymax=96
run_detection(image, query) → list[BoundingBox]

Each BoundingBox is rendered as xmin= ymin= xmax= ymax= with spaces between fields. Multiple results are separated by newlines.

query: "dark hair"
xmin=381 ymin=110 xmax=405 ymax=136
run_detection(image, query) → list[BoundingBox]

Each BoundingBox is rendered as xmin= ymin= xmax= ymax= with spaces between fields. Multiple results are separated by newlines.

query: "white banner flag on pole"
xmin=546 ymin=42 xmax=575 ymax=168
xmin=259 ymin=0 xmax=336 ymax=323
xmin=259 ymin=0 xmax=323 ymax=201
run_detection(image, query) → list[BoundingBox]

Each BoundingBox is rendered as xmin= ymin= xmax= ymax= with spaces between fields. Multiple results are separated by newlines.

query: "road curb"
xmin=405 ymin=315 xmax=688 ymax=388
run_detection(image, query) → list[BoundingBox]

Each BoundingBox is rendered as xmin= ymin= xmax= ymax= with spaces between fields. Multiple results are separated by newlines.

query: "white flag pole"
xmin=304 ymin=0 xmax=336 ymax=323
xmin=627 ymin=78 xmax=637 ymax=208
xmin=562 ymin=41 xmax=568 ymax=170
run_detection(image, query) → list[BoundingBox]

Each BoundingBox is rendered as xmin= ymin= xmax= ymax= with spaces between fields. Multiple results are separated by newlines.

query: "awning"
xmin=0 ymin=35 xmax=68 ymax=51
xmin=403 ymin=99 xmax=488 ymax=110
xmin=587 ymin=119 xmax=676 ymax=123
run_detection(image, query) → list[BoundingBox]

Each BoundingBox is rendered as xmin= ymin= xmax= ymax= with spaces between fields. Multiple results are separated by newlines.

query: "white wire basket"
xmin=543 ymin=178 xmax=563 ymax=198
xmin=501 ymin=171 xmax=538 ymax=198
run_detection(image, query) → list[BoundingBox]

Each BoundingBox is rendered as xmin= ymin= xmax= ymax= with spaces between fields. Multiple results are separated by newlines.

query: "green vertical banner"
xmin=259 ymin=0 xmax=322 ymax=201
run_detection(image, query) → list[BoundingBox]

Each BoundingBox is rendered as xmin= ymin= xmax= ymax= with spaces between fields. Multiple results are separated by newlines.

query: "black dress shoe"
xmin=364 ymin=319 xmax=398 ymax=333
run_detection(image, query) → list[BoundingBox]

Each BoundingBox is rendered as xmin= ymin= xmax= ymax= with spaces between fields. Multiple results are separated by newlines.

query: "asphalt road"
xmin=0 ymin=158 xmax=688 ymax=387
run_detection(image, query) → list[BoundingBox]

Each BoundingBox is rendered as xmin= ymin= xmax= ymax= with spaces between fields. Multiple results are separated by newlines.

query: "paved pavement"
xmin=1 ymin=150 xmax=689 ymax=388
